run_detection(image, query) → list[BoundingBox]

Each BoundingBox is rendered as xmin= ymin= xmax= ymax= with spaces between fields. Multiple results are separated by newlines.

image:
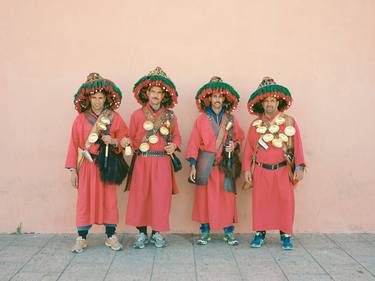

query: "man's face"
xmin=262 ymin=96 xmax=279 ymax=115
xmin=90 ymin=92 xmax=106 ymax=112
xmin=210 ymin=92 xmax=225 ymax=111
xmin=147 ymin=86 xmax=165 ymax=107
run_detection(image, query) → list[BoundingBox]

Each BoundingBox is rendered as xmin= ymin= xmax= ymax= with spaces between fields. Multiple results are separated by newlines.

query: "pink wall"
xmin=1 ymin=0 xmax=375 ymax=233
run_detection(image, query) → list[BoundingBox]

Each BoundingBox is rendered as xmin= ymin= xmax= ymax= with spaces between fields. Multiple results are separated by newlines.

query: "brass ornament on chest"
xmin=97 ymin=122 xmax=107 ymax=131
xmin=88 ymin=133 xmax=99 ymax=143
xmin=268 ymin=124 xmax=279 ymax=134
xmin=148 ymin=134 xmax=159 ymax=144
xmin=252 ymin=119 xmax=262 ymax=127
xmin=101 ymin=116 xmax=111 ymax=125
xmin=143 ymin=120 xmax=154 ymax=131
xmin=164 ymin=120 xmax=171 ymax=128
xmin=263 ymin=133 xmax=274 ymax=143
xmin=256 ymin=126 xmax=267 ymax=134
xmin=275 ymin=116 xmax=286 ymax=125
xmin=272 ymin=138 xmax=283 ymax=148
xmin=159 ymin=126 xmax=169 ymax=136
xmin=279 ymin=133 xmax=289 ymax=142
xmin=139 ymin=142 xmax=150 ymax=152
xmin=284 ymin=126 xmax=296 ymax=137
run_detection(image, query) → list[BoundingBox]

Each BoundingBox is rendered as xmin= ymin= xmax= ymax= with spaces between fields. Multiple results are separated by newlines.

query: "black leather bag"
xmin=171 ymin=153 xmax=182 ymax=172
xmin=96 ymin=143 xmax=129 ymax=185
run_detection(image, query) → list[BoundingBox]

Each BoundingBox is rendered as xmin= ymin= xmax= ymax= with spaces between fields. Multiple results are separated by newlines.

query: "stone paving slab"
xmin=0 ymin=233 xmax=375 ymax=281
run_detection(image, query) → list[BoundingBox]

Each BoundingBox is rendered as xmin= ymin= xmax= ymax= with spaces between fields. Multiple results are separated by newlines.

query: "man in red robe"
xmin=186 ymin=76 xmax=244 ymax=246
xmin=66 ymin=73 xmax=129 ymax=253
xmin=125 ymin=67 xmax=182 ymax=249
xmin=242 ymin=77 xmax=305 ymax=250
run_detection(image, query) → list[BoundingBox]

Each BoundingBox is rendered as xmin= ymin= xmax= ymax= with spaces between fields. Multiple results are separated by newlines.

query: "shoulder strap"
xmin=207 ymin=114 xmax=220 ymax=136
xmin=250 ymin=141 xmax=260 ymax=175
xmin=215 ymin=114 xmax=229 ymax=152
xmin=164 ymin=109 xmax=174 ymax=142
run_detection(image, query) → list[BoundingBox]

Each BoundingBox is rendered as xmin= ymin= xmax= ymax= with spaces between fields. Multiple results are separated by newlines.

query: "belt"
xmin=137 ymin=151 xmax=168 ymax=157
xmin=256 ymin=161 xmax=287 ymax=170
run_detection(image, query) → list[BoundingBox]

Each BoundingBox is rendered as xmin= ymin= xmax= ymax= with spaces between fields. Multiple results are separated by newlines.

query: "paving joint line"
xmin=56 ymin=237 xmax=78 ymax=281
xmin=294 ymin=236 xmax=335 ymax=280
xmin=360 ymin=233 xmax=375 ymax=246
xmin=265 ymin=242 xmax=290 ymax=281
xmin=103 ymin=233 xmax=124 ymax=281
xmin=148 ymin=243 xmax=157 ymax=281
xmin=228 ymin=243 xmax=245 ymax=281
xmin=325 ymin=234 xmax=375 ymax=278
xmin=191 ymin=233 xmax=199 ymax=281
xmin=9 ymin=234 xmax=56 ymax=281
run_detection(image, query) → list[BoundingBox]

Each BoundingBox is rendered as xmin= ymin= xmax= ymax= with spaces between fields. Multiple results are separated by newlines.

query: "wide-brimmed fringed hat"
xmin=195 ymin=76 xmax=240 ymax=112
xmin=73 ymin=72 xmax=123 ymax=113
xmin=133 ymin=67 xmax=178 ymax=109
xmin=247 ymin=77 xmax=292 ymax=115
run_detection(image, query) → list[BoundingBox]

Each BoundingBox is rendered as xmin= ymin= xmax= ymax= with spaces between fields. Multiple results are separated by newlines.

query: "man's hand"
xmin=164 ymin=142 xmax=177 ymax=155
xmin=243 ymin=170 xmax=253 ymax=190
xmin=225 ymin=141 xmax=235 ymax=153
xmin=293 ymin=169 xmax=304 ymax=182
xmin=120 ymin=137 xmax=131 ymax=148
xmin=102 ymin=135 xmax=117 ymax=146
xmin=189 ymin=166 xmax=196 ymax=183
xmin=71 ymin=170 xmax=78 ymax=189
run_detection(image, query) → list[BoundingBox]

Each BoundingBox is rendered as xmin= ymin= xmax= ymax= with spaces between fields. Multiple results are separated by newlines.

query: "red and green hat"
xmin=195 ymin=76 xmax=240 ymax=112
xmin=247 ymin=77 xmax=292 ymax=115
xmin=73 ymin=73 xmax=123 ymax=113
xmin=133 ymin=67 xmax=178 ymax=109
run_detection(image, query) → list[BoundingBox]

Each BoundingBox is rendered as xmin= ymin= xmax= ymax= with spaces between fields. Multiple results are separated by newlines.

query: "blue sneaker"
xmin=281 ymin=234 xmax=293 ymax=250
xmin=250 ymin=232 xmax=265 ymax=248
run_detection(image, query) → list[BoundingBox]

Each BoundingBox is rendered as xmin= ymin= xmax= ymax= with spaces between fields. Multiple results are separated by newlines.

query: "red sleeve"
xmin=292 ymin=119 xmax=305 ymax=167
xmin=185 ymin=118 xmax=201 ymax=160
xmin=65 ymin=116 xmax=80 ymax=169
xmin=171 ymin=114 xmax=182 ymax=151
xmin=232 ymin=116 xmax=244 ymax=146
xmin=111 ymin=112 xmax=129 ymax=154
xmin=128 ymin=111 xmax=138 ymax=150
xmin=242 ymin=126 xmax=255 ymax=172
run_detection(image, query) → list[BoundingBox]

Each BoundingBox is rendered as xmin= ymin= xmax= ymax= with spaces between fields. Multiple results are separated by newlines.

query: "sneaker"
xmin=250 ymin=232 xmax=265 ymax=248
xmin=71 ymin=236 xmax=88 ymax=253
xmin=223 ymin=233 xmax=239 ymax=246
xmin=281 ymin=234 xmax=293 ymax=250
xmin=196 ymin=233 xmax=211 ymax=245
xmin=133 ymin=233 xmax=149 ymax=249
xmin=150 ymin=232 xmax=167 ymax=248
xmin=105 ymin=235 xmax=123 ymax=251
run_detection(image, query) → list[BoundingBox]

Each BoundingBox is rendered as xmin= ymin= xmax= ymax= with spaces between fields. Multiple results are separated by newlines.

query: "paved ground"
xmin=1 ymin=233 xmax=375 ymax=281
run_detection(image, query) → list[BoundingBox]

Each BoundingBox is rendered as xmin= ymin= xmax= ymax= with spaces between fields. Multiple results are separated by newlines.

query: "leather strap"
xmin=256 ymin=161 xmax=287 ymax=170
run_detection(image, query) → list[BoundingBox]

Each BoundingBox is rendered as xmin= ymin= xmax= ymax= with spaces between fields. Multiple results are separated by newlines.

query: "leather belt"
xmin=137 ymin=151 xmax=168 ymax=157
xmin=256 ymin=161 xmax=287 ymax=170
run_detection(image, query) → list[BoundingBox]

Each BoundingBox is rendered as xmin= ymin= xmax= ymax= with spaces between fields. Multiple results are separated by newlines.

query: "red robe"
xmin=65 ymin=110 xmax=128 ymax=227
xmin=242 ymin=113 xmax=305 ymax=234
xmin=125 ymin=104 xmax=182 ymax=232
xmin=185 ymin=113 xmax=244 ymax=230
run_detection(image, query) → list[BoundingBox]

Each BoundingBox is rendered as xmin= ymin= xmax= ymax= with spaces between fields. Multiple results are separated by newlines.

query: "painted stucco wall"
xmin=1 ymin=0 xmax=374 ymax=233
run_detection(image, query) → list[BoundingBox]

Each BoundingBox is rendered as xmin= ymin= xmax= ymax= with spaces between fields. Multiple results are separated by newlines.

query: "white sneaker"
xmin=133 ymin=233 xmax=149 ymax=249
xmin=150 ymin=232 xmax=166 ymax=248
